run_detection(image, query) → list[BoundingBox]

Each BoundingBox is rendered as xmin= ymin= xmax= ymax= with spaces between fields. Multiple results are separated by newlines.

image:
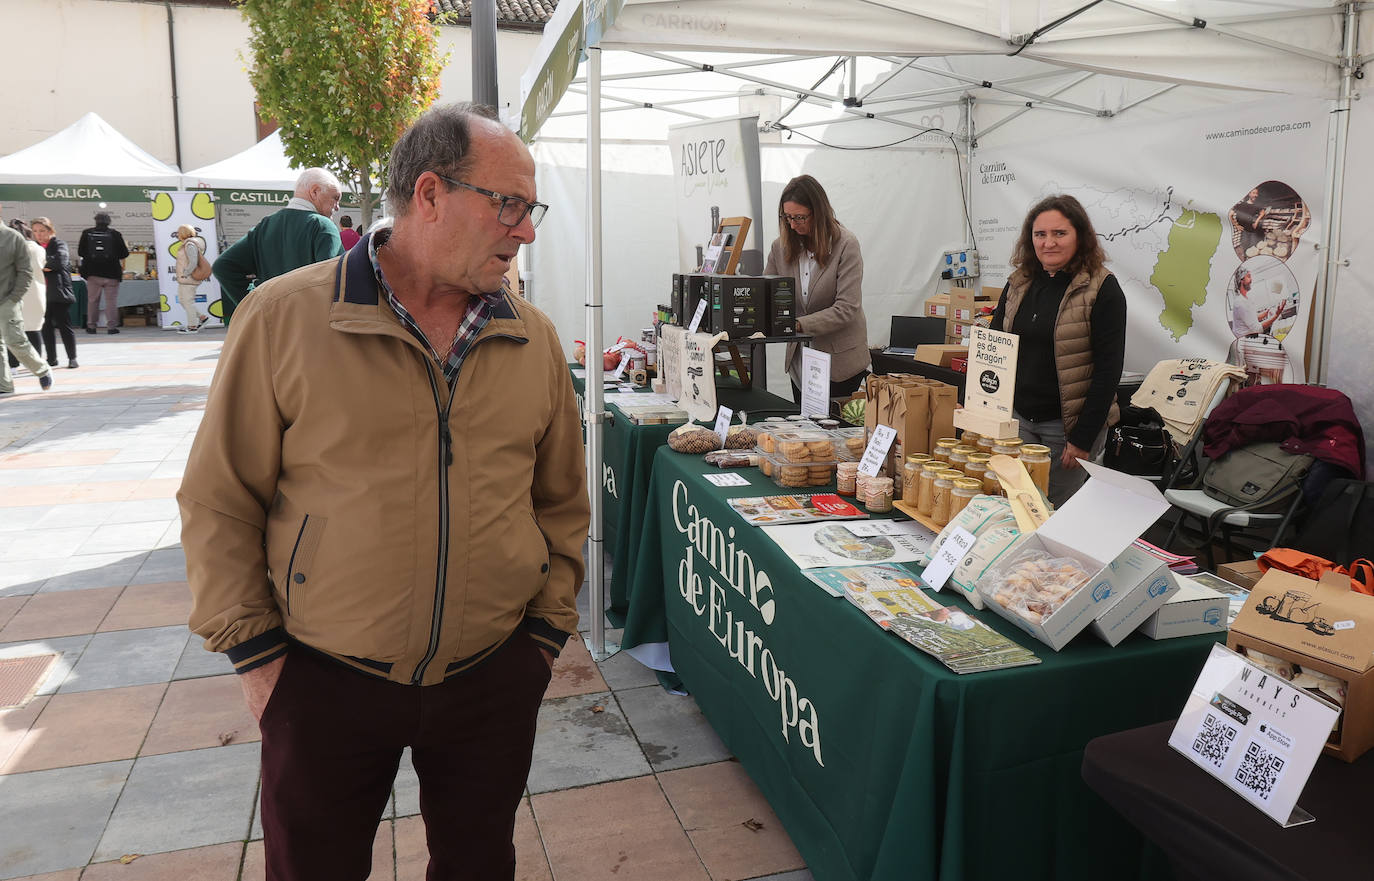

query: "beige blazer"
xmin=765 ymin=224 xmax=870 ymax=382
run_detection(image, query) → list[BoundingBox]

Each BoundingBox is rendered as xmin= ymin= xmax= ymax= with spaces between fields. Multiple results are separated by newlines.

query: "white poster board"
xmin=800 ymin=348 xmax=832 ymax=420
xmin=659 ymin=325 xmax=685 ymax=402
xmin=149 ymin=190 xmax=224 ymax=329
xmin=667 ymin=115 xmax=765 ymax=275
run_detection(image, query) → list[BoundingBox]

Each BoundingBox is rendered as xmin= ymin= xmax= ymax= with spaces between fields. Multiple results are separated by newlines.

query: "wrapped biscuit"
xmin=667 ymin=424 xmax=722 ymax=454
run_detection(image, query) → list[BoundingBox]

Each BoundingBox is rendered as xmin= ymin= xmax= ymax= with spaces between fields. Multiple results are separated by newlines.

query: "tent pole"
xmin=1311 ymin=1 xmax=1360 ymax=385
xmin=584 ymin=44 xmax=617 ymax=661
xmin=963 ymin=94 xmax=975 ymax=251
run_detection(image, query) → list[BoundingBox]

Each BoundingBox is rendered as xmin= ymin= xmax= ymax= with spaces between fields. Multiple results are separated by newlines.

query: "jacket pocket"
xmin=531 ymin=513 xmax=551 ymax=591
xmin=283 ymin=513 xmax=328 ymax=616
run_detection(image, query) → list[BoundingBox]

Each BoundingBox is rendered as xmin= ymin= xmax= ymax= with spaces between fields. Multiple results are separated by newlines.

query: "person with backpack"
xmin=77 ymin=211 xmax=130 ymax=334
xmin=174 ymin=225 xmax=211 ymax=333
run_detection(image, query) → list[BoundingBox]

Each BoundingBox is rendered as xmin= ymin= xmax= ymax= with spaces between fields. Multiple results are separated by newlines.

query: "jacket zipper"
xmin=284 ymin=515 xmax=310 ymax=615
xmin=413 ymin=363 xmax=455 ymax=684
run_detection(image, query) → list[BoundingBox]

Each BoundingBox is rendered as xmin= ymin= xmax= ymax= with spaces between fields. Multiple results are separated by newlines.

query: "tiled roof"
xmin=434 ymin=0 xmax=558 ymax=26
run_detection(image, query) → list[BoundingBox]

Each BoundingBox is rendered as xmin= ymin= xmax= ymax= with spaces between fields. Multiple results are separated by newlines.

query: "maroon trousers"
xmin=258 ymin=635 xmax=552 ymax=881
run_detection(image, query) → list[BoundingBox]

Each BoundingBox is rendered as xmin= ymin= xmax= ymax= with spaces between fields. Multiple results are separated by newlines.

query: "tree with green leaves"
xmin=238 ymin=0 xmax=447 ymax=227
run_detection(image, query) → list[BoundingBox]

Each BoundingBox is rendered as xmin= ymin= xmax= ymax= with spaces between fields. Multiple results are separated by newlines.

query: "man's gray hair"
xmin=294 ymin=167 xmax=342 ymax=197
xmin=386 ymin=103 xmax=501 ymax=217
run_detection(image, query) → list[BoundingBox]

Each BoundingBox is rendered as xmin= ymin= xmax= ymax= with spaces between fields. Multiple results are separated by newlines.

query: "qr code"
xmin=1191 ymin=712 xmax=1237 ymax=769
xmin=1234 ymin=740 xmax=1285 ymax=803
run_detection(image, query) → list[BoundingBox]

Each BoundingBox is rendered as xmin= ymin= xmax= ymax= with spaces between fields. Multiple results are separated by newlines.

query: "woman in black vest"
xmin=991 ymin=195 xmax=1126 ymax=505
xmin=30 ymin=218 xmax=78 ymax=369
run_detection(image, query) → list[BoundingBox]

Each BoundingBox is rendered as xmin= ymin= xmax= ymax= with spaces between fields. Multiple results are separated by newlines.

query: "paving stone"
xmin=128 ymin=548 xmax=186 ymax=585
xmin=141 ymin=675 xmax=258 ymax=756
xmin=0 ymin=760 xmax=132 ymax=879
xmin=93 ymin=743 xmax=261 ymax=862
xmin=0 ymin=635 xmax=92 ymax=695
xmin=615 ymin=685 xmax=731 ymax=771
xmin=58 ymin=626 xmax=187 ymax=694
xmin=596 ymin=631 xmax=660 ymax=691
xmin=36 ymin=553 xmax=147 ymax=594
xmin=0 ymin=527 xmax=97 ymax=562
xmin=527 ymin=691 xmax=650 ymax=794
xmin=0 ymin=506 xmax=56 ymax=533
xmin=98 ymin=582 xmax=191 ymax=633
xmin=76 ymin=521 xmax=175 ymax=556
xmin=171 ymin=632 xmax=233 ymax=680
xmin=79 ymin=842 xmax=243 ymax=881
xmin=2 ymin=683 xmax=165 ymax=774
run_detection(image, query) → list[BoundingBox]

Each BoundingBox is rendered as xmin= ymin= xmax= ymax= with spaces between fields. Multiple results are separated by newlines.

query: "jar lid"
xmin=921 ymin=462 xmax=945 ymax=472
xmin=966 ymin=452 xmax=992 ymax=463
xmin=995 ymin=437 xmax=1024 ymax=446
xmin=953 ymin=477 xmax=983 ymax=490
xmin=937 ymin=469 xmax=964 ymax=480
xmin=906 ymin=453 xmax=932 ymax=463
xmin=951 ymin=445 xmax=977 ymax=455
xmin=1021 ymin=444 xmax=1051 ymax=455
xmin=935 ymin=437 xmax=959 ymax=448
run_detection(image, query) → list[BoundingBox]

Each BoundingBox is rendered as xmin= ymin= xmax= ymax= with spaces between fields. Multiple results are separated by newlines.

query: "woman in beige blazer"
xmin=765 ymin=175 xmax=870 ymax=403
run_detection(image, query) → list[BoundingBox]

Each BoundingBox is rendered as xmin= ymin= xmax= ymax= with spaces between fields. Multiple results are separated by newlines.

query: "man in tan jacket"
xmin=179 ymin=103 xmax=588 ymax=880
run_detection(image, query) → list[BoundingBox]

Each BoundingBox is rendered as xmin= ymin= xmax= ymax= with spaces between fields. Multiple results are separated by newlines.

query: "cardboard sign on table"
xmin=679 ymin=331 xmax=728 ymax=422
xmin=800 ymin=348 xmax=832 ymax=421
xmin=1168 ymin=643 xmax=1339 ymax=826
xmin=953 ymin=325 xmax=1019 ymax=439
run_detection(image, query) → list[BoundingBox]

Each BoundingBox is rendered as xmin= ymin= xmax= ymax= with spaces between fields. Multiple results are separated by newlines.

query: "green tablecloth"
xmin=569 ymin=365 xmax=794 ymax=621
xmin=622 ymin=446 xmax=1220 ymax=881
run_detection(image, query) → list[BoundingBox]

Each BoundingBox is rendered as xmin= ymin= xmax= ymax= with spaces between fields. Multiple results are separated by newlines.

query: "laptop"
xmin=882 ymin=316 xmax=947 ymax=356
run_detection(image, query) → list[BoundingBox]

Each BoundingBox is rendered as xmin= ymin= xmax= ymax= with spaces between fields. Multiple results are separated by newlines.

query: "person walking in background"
xmin=180 ymin=103 xmax=586 ymax=881
xmin=31 ymin=218 xmax=78 ymax=369
xmin=7 ymin=220 xmax=46 ymax=370
xmin=77 ymin=211 xmax=129 ymax=334
xmin=212 ymin=167 xmax=344 ymax=326
xmin=338 ymin=215 xmax=361 ymax=250
xmin=0 ymin=214 xmax=52 ymax=394
xmin=174 ymin=225 xmax=208 ymax=333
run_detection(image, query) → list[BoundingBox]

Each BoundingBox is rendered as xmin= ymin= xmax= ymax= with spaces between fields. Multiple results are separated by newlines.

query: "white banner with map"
xmin=973 ymin=97 xmax=1328 ymax=380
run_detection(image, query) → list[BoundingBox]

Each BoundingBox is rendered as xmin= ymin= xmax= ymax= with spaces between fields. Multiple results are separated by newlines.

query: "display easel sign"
xmin=801 ymin=348 xmax=832 ymax=420
xmin=954 ymin=326 xmax=1020 ymax=439
xmin=680 ymin=331 xmax=728 ymax=422
xmin=1168 ymin=643 xmax=1340 ymax=827
xmin=711 ymin=216 xmax=752 ymax=275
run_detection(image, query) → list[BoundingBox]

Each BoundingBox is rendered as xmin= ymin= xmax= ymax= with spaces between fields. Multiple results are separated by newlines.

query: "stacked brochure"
xmin=761 ymin=520 xmax=938 ymax=569
xmin=804 ymin=562 xmax=941 ymax=614
xmin=886 ymin=609 xmax=1042 ymax=674
xmin=728 ymin=494 xmax=867 ymax=526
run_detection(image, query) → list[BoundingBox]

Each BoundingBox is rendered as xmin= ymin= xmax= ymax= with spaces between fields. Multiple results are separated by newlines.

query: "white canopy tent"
xmin=0 ymin=111 xmax=181 ymax=188
xmin=519 ymin=1 xmax=1370 ymax=655
xmin=181 ymin=130 xmax=301 ymax=192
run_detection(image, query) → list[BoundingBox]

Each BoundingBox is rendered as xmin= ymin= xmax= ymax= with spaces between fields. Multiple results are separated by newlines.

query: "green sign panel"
xmin=0 ymin=183 xmax=168 ymax=202
xmin=521 ymin=1 xmax=584 ymax=141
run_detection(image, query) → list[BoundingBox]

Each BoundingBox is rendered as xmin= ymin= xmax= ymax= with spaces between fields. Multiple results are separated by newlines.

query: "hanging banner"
xmin=149 ymin=191 xmax=224 ymax=330
xmin=972 ymin=96 xmax=1328 ymax=380
xmin=667 ymin=115 xmax=765 ymax=275
xmin=519 ymin=0 xmax=585 ymax=141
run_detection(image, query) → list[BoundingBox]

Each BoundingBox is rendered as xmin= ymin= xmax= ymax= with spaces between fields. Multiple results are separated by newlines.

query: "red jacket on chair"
xmin=1202 ymin=384 xmax=1365 ymax=479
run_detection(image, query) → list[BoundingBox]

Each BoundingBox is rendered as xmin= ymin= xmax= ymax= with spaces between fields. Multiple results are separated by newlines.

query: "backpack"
xmin=86 ymin=228 xmax=114 ymax=258
xmin=1291 ymin=478 xmax=1374 ymax=567
xmin=1202 ymin=441 xmax=1313 ymax=512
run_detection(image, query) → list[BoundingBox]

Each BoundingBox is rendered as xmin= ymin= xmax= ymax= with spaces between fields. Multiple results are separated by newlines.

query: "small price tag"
xmin=713 ymin=406 xmax=733 ymax=446
xmin=610 ymin=356 xmax=629 ymax=381
xmin=704 ymin=472 xmax=750 ymax=487
xmin=857 ymin=425 xmax=896 ymax=477
xmin=688 ymin=299 xmax=708 ymax=333
xmin=921 ymin=527 xmax=977 ymax=591
xmin=1333 ymin=620 xmax=1356 ymax=631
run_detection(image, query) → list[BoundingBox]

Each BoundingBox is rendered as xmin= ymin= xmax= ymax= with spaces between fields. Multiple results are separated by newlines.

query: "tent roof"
xmin=0 ymin=112 xmax=181 ymax=186
xmin=182 ymin=131 xmax=301 ymax=191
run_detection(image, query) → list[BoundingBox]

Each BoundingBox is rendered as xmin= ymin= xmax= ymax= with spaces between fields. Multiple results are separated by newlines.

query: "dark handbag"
xmin=1104 ymin=406 xmax=1175 ymax=476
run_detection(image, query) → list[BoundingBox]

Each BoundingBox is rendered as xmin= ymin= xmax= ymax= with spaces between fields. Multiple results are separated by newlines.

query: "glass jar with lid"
xmin=964 ymin=451 xmax=991 ymax=487
xmin=949 ymin=477 xmax=982 ymax=520
xmin=902 ymin=454 xmax=932 ymax=500
xmin=916 ymin=461 xmax=944 ymax=516
xmin=975 ymin=435 xmax=996 ymax=455
xmin=992 ymin=437 xmax=1024 ymax=457
xmin=949 ymin=444 xmax=977 ymax=475
xmin=931 ymin=469 xmax=963 ymax=527
xmin=959 ymin=431 xmax=982 ymax=449
xmin=1020 ymin=444 xmax=1052 ymax=498
xmin=836 ymin=461 xmax=859 ymax=496
xmin=932 ymin=437 xmax=959 ymax=465
xmin=864 ymin=477 xmax=894 ymax=513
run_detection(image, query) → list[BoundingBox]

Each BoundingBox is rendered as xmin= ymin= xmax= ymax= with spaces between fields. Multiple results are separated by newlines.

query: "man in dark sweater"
xmin=212 ymin=168 xmax=344 ymax=325
xmin=77 ymin=212 xmax=130 ymax=334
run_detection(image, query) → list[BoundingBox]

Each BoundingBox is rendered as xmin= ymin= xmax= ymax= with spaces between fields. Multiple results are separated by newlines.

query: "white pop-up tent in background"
xmin=518 ymin=0 xmax=1373 ymax=663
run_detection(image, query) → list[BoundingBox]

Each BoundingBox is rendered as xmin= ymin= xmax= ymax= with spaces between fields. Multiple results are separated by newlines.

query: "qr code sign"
xmin=1191 ymin=712 xmax=1237 ymax=769
xmin=1234 ymin=740 xmax=1286 ymax=803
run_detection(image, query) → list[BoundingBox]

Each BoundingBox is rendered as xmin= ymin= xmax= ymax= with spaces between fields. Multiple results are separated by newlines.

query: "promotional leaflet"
xmin=887 ymin=610 xmax=1041 ymax=674
xmin=802 ymin=562 xmax=927 ymax=599
xmin=728 ymin=494 xmax=867 ymax=526
xmin=840 ymin=570 xmax=943 ymax=626
xmin=762 ymin=520 xmax=938 ymax=570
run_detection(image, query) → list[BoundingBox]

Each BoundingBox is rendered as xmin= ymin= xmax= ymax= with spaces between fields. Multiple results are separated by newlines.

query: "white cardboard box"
xmin=1139 ymin=572 xmax=1231 ymax=640
xmin=1087 ymin=543 xmax=1178 ymax=646
xmin=977 ymin=462 xmax=1170 ymax=651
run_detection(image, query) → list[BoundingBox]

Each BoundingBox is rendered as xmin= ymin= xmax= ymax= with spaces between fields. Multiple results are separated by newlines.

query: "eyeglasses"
xmin=435 ymin=174 xmax=548 ymax=229
xmin=780 ymin=212 xmax=812 ymax=224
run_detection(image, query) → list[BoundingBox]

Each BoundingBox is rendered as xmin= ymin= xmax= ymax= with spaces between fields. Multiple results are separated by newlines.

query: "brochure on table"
xmin=1169 ymin=643 xmax=1339 ymax=827
xmin=728 ymin=494 xmax=867 ymax=526
xmin=977 ymin=461 xmax=1171 ymax=651
xmin=763 ymin=520 xmax=938 ymax=570
xmin=802 ymin=561 xmax=925 ymax=599
xmin=887 ymin=610 xmax=1042 ymax=674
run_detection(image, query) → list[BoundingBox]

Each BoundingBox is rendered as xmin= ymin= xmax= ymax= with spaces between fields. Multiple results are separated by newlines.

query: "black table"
xmin=869 ymin=348 xmax=967 ymax=402
xmin=1083 ymin=720 xmax=1372 ymax=881
xmin=716 ymin=333 xmax=812 ymax=390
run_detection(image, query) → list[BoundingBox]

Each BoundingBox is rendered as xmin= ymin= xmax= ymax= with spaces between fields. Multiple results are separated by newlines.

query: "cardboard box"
xmin=1217 ymin=559 xmax=1263 ymax=590
xmin=977 ymin=462 xmax=1171 ymax=651
xmin=1088 ymin=543 xmax=1178 ymax=646
xmin=1228 ymin=569 xmax=1374 ymax=761
xmin=982 ymin=285 xmax=1004 ymax=301
xmin=863 ymin=374 xmax=957 ymax=466
xmin=1139 ymin=572 xmax=1231 ymax=640
xmin=914 ymin=345 xmax=967 ymax=368
xmin=923 ymin=294 xmax=950 ymax=319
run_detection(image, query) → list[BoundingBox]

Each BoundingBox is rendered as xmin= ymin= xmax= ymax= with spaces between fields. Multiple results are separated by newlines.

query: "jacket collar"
xmin=330 ymin=230 xmax=527 ymax=341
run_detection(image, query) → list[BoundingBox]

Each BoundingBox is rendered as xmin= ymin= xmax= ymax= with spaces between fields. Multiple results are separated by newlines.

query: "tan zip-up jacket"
xmin=178 ymin=235 xmax=589 ymax=686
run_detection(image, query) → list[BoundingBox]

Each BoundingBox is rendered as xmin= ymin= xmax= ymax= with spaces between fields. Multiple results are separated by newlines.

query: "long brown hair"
xmin=1008 ymin=194 xmax=1106 ymax=283
xmin=777 ymin=174 xmax=842 ymax=267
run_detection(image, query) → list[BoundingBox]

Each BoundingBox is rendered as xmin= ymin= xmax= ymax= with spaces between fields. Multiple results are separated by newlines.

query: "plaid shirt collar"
xmin=368 ymin=226 xmax=506 ymax=386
